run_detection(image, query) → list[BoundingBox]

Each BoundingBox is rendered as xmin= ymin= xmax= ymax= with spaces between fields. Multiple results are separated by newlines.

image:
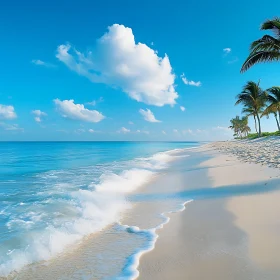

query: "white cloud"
xmin=128 ymin=121 xmax=134 ymax=125
xmin=139 ymin=108 xmax=161 ymax=123
xmin=0 ymin=104 xmax=17 ymax=120
xmin=86 ymin=97 xmax=104 ymax=106
xmin=180 ymin=106 xmax=185 ymax=112
xmin=136 ymin=129 xmax=149 ymax=134
xmin=173 ymin=129 xmax=178 ymax=133
xmin=118 ymin=127 xmax=130 ymax=133
xmin=56 ymin=24 xmax=178 ymax=106
xmin=182 ymin=129 xmax=194 ymax=135
xmin=0 ymin=122 xmax=23 ymax=132
xmin=223 ymin=48 xmax=231 ymax=54
xmin=31 ymin=59 xmax=56 ymax=68
xmin=180 ymin=73 xmax=201 ymax=87
xmin=86 ymin=101 xmax=97 ymax=106
xmin=32 ymin=109 xmax=47 ymax=122
xmin=187 ymin=129 xmax=193 ymax=134
xmin=75 ymin=128 xmax=86 ymax=134
xmin=228 ymin=57 xmax=239 ymax=64
xmin=88 ymin=129 xmax=95 ymax=133
xmin=162 ymin=130 xmax=166 ymax=135
xmin=196 ymin=129 xmax=206 ymax=133
xmin=56 ymin=129 xmax=68 ymax=133
xmin=212 ymin=126 xmax=230 ymax=132
xmin=54 ymin=99 xmax=105 ymax=123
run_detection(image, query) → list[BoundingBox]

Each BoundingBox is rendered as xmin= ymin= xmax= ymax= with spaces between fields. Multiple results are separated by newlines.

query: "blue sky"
xmin=0 ymin=0 xmax=280 ymax=141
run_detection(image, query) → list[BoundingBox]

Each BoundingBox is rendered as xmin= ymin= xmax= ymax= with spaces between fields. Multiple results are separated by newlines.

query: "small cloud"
xmin=56 ymin=129 xmax=68 ymax=133
xmin=173 ymin=129 xmax=178 ymax=133
xmin=118 ymin=127 xmax=130 ymax=133
xmin=180 ymin=106 xmax=185 ymax=112
xmin=0 ymin=122 xmax=24 ymax=132
xmin=0 ymin=104 xmax=17 ymax=120
xmin=162 ymin=130 xmax=166 ymax=135
xmin=88 ymin=129 xmax=95 ymax=133
xmin=86 ymin=100 xmax=96 ymax=106
xmin=31 ymin=109 xmax=47 ymax=122
xmin=212 ymin=126 xmax=230 ymax=132
xmin=196 ymin=129 xmax=207 ymax=133
xmin=128 ymin=121 xmax=134 ymax=125
xmin=54 ymin=99 xmax=105 ymax=123
xmin=223 ymin=48 xmax=231 ymax=55
xmin=180 ymin=73 xmax=201 ymax=87
xmin=86 ymin=97 xmax=104 ymax=106
xmin=182 ymin=129 xmax=194 ymax=135
xmin=74 ymin=128 xmax=86 ymax=134
xmin=136 ymin=129 xmax=149 ymax=134
xmin=228 ymin=57 xmax=239 ymax=64
xmin=31 ymin=59 xmax=56 ymax=68
xmin=139 ymin=108 xmax=161 ymax=123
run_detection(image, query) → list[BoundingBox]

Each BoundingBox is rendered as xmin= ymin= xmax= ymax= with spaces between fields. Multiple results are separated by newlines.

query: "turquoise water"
xmin=0 ymin=141 xmax=199 ymax=278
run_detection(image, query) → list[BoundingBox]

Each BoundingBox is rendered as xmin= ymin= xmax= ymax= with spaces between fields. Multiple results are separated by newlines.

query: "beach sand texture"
xmin=139 ymin=143 xmax=280 ymax=280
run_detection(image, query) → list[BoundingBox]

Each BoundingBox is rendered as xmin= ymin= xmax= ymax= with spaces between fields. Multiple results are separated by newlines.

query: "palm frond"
xmin=267 ymin=86 xmax=280 ymax=101
xmin=261 ymin=18 xmax=280 ymax=37
xmin=241 ymin=51 xmax=280 ymax=72
xmin=250 ymin=35 xmax=280 ymax=52
xmin=261 ymin=104 xmax=278 ymax=118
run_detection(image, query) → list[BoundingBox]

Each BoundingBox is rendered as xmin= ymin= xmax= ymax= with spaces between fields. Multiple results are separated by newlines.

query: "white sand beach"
xmin=138 ymin=140 xmax=280 ymax=280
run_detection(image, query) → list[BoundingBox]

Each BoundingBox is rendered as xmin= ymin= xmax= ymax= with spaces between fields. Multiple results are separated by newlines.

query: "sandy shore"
xmin=138 ymin=142 xmax=280 ymax=280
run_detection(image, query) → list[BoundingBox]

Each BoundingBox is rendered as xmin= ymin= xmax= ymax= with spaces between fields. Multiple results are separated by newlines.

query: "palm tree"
xmin=242 ymin=107 xmax=258 ymax=133
xmin=241 ymin=124 xmax=251 ymax=137
xmin=235 ymin=81 xmax=266 ymax=137
xmin=229 ymin=116 xmax=242 ymax=138
xmin=261 ymin=86 xmax=280 ymax=131
xmin=229 ymin=116 xmax=250 ymax=138
xmin=241 ymin=17 xmax=280 ymax=72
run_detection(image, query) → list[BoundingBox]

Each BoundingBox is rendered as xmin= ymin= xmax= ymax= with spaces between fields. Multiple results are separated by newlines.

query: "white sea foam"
xmin=118 ymin=199 xmax=194 ymax=280
xmin=91 ymin=169 xmax=155 ymax=193
xmin=0 ymin=148 xmax=184 ymax=277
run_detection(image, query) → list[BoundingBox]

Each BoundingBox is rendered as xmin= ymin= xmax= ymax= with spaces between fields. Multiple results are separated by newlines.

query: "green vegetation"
xmin=241 ymin=17 xmax=280 ymax=72
xmin=247 ymin=131 xmax=280 ymax=139
xmin=232 ymin=83 xmax=280 ymax=139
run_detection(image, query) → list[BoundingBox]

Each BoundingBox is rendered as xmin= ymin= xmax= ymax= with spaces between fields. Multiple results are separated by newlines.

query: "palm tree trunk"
xmin=275 ymin=113 xmax=280 ymax=131
xmin=253 ymin=115 xmax=258 ymax=133
xmin=256 ymin=114 xmax=262 ymax=137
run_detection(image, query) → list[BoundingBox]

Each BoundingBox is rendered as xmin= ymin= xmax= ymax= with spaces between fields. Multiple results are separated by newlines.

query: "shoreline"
xmin=3 ymin=140 xmax=280 ymax=279
xmin=138 ymin=142 xmax=280 ymax=279
xmin=0 ymin=144 xmax=198 ymax=280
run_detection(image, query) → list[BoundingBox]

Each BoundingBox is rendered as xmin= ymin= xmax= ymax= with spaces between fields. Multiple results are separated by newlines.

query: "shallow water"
xmin=0 ymin=141 xmax=199 ymax=279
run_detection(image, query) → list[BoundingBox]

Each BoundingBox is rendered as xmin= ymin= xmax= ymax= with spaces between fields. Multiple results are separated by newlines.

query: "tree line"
xmin=229 ymin=17 xmax=280 ymax=138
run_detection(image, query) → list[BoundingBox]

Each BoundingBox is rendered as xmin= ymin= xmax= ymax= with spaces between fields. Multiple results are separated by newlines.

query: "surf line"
xmin=117 ymin=199 xmax=194 ymax=280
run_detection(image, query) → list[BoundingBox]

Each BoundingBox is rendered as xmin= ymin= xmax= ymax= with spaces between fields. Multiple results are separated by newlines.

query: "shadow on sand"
xmin=130 ymin=178 xmax=280 ymax=202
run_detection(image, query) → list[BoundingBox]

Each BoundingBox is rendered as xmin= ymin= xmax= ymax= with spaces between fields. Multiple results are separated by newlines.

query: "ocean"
xmin=0 ymin=141 xmax=200 ymax=279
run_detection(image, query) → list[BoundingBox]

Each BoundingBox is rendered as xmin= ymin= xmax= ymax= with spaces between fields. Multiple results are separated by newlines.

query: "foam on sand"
xmin=117 ymin=199 xmax=194 ymax=280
